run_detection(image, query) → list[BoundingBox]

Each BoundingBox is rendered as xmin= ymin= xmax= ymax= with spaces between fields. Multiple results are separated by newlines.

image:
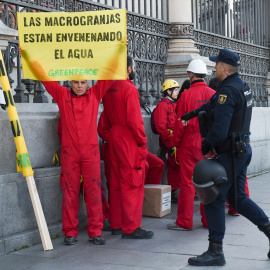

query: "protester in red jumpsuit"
xmin=98 ymin=112 xmax=164 ymax=188
xmin=167 ymin=59 xmax=215 ymax=230
xmin=154 ymin=79 xmax=181 ymax=202
xmin=97 ymin=110 xmax=163 ymax=232
xmin=42 ymin=79 xmax=113 ymax=246
xmin=144 ymin=152 xmax=164 ymax=185
xmin=101 ymin=56 xmax=154 ymax=239
xmin=58 ymin=116 xmax=110 ymax=229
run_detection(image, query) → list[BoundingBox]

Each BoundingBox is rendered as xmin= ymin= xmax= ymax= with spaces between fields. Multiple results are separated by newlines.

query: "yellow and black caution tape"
xmin=0 ymin=52 xmax=33 ymax=177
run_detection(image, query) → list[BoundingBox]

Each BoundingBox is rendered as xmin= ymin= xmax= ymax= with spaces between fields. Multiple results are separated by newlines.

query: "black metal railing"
xmin=0 ymin=0 xmax=169 ymax=104
xmin=191 ymin=0 xmax=270 ymax=107
xmin=191 ymin=0 xmax=269 ymax=47
xmin=194 ymin=29 xmax=269 ymax=107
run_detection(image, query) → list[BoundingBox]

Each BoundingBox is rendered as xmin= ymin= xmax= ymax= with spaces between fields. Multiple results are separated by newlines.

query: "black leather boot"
xmin=188 ymin=239 xmax=226 ymax=266
xmin=259 ymin=221 xmax=270 ymax=259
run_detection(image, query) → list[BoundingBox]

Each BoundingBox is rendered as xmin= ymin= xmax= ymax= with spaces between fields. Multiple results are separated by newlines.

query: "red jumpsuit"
xmin=58 ymin=115 xmax=110 ymax=224
xmin=154 ymin=98 xmax=180 ymax=191
xmin=98 ymin=111 xmax=163 ymax=222
xmin=174 ymin=81 xmax=215 ymax=229
xmin=145 ymin=152 xmax=164 ymax=185
xmin=42 ymin=80 xmax=111 ymax=238
xmin=102 ymin=79 xmax=148 ymax=233
xmin=98 ymin=111 xmax=112 ymax=191
xmin=98 ymin=111 xmax=164 ymax=187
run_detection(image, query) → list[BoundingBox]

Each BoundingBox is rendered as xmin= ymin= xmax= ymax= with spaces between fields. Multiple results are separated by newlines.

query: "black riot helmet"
xmin=192 ymin=159 xmax=228 ymax=205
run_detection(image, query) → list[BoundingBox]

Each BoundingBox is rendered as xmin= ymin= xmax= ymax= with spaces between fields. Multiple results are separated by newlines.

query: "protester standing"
xmin=154 ymin=80 xmax=181 ymax=202
xmin=168 ymin=59 xmax=214 ymax=230
xmin=101 ymin=56 xmax=154 ymax=239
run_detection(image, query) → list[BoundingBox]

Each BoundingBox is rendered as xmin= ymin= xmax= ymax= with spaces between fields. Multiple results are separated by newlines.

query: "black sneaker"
xmin=171 ymin=189 xmax=179 ymax=203
xmin=122 ymin=227 xmax=154 ymax=239
xmin=103 ymin=219 xmax=111 ymax=231
xmin=64 ymin=236 xmax=77 ymax=245
xmin=88 ymin=236 xmax=105 ymax=245
xmin=111 ymin=228 xmax=122 ymax=235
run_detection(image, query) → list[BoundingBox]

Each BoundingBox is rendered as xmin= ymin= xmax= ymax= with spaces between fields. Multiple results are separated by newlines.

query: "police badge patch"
xmin=218 ymin=94 xmax=227 ymax=104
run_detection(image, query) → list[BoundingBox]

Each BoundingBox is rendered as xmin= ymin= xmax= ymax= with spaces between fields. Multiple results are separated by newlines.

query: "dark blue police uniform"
xmin=203 ymin=73 xmax=269 ymax=240
xmin=187 ymin=48 xmax=270 ymax=266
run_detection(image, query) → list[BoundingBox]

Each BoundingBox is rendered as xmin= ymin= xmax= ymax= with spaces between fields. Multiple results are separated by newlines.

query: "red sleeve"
xmin=97 ymin=111 xmax=110 ymax=142
xmin=126 ymin=87 xmax=147 ymax=147
xmin=91 ymin=80 xmax=114 ymax=102
xmin=154 ymin=102 xmax=174 ymax=149
xmin=42 ymin=81 xmax=66 ymax=103
xmin=173 ymin=94 xmax=187 ymax=148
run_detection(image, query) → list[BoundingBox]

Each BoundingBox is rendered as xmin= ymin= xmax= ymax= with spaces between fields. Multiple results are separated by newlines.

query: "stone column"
xmin=166 ymin=0 xmax=214 ymax=85
xmin=0 ymin=20 xmax=17 ymax=50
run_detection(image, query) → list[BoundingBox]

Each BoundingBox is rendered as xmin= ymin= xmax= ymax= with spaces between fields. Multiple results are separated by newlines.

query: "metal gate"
xmin=191 ymin=0 xmax=270 ymax=107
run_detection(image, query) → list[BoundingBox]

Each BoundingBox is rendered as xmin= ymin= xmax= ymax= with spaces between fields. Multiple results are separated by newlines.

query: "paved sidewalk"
xmin=1 ymin=172 xmax=270 ymax=270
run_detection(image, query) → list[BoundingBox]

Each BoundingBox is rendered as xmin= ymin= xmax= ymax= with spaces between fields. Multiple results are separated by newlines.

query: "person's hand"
xmin=182 ymin=120 xmax=188 ymax=126
xmin=201 ymin=139 xmax=212 ymax=156
xmin=204 ymin=152 xmax=213 ymax=158
xmin=18 ymin=46 xmax=22 ymax=55
xmin=180 ymin=110 xmax=198 ymax=121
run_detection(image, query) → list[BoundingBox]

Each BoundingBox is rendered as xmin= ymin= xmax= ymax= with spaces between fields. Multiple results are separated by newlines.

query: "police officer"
xmin=182 ymin=49 xmax=270 ymax=266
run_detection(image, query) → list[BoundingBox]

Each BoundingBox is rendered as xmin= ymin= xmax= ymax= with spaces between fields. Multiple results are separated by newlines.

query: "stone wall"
xmin=0 ymin=104 xmax=269 ymax=255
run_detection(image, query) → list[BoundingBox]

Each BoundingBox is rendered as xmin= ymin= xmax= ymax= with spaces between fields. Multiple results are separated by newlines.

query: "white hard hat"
xmin=187 ymin=59 xmax=208 ymax=75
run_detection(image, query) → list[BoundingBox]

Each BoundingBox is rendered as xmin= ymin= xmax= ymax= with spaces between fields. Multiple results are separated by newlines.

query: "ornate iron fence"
xmin=192 ymin=0 xmax=269 ymax=47
xmin=0 ymin=0 xmax=169 ymax=104
xmin=191 ymin=0 xmax=270 ymax=107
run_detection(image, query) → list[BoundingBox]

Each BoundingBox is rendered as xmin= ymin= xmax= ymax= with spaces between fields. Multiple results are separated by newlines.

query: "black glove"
xmin=180 ymin=110 xmax=198 ymax=121
xmin=0 ymin=104 xmax=6 ymax=110
xmin=201 ymin=139 xmax=212 ymax=156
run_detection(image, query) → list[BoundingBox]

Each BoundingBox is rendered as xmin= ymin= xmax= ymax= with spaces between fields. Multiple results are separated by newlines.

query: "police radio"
xmin=235 ymin=137 xmax=248 ymax=158
xmin=232 ymin=132 xmax=248 ymax=158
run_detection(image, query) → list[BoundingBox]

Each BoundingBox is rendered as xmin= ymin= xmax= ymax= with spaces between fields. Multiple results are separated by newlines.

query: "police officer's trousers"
xmin=204 ymin=144 xmax=269 ymax=239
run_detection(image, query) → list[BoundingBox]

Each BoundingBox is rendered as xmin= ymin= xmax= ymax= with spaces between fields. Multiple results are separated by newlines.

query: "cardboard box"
xmin=143 ymin=184 xmax=171 ymax=217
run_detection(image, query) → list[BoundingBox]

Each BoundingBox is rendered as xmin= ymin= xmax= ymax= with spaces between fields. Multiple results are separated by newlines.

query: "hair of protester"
xmin=162 ymin=87 xmax=176 ymax=97
xmin=179 ymin=79 xmax=190 ymax=95
xmin=127 ymin=55 xmax=133 ymax=69
xmin=208 ymin=77 xmax=221 ymax=91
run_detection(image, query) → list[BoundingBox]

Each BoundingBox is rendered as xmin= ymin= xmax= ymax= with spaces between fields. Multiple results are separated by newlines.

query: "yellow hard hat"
xmin=162 ymin=80 xmax=180 ymax=92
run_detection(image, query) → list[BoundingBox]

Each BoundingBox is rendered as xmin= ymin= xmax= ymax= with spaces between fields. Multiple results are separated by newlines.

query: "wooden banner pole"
xmin=0 ymin=51 xmax=53 ymax=251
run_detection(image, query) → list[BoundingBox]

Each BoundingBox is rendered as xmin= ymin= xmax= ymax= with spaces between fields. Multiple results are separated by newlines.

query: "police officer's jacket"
xmin=202 ymin=73 xmax=252 ymax=151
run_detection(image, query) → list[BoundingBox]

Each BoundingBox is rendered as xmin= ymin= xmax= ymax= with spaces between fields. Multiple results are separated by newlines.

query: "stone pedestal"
xmin=165 ymin=30 xmax=215 ymax=85
xmin=0 ymin=20 xmax=17 ymax=50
